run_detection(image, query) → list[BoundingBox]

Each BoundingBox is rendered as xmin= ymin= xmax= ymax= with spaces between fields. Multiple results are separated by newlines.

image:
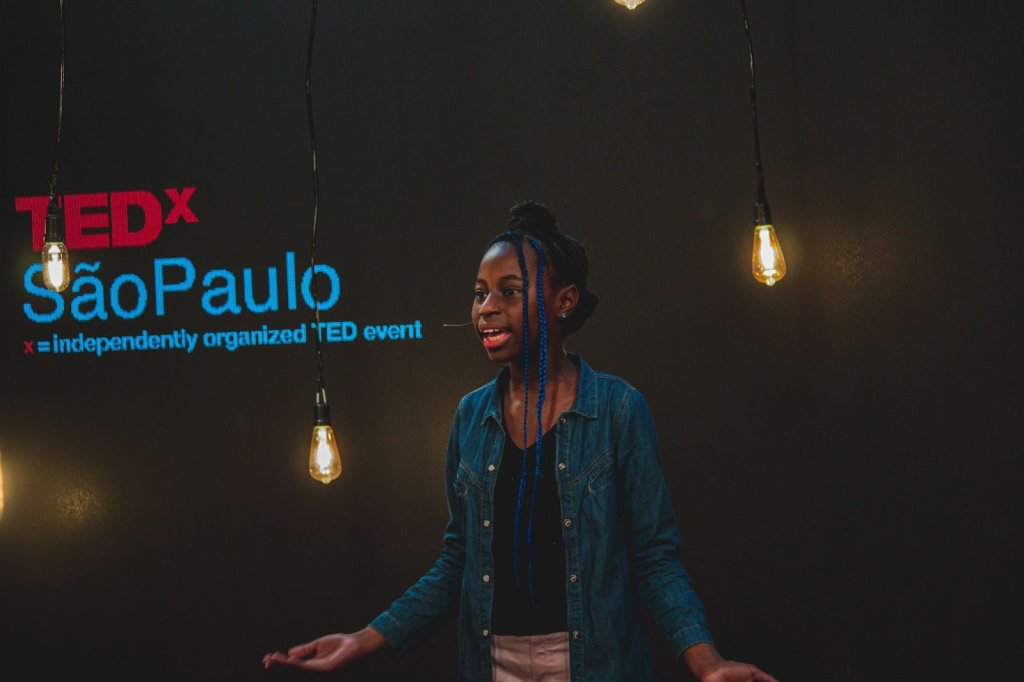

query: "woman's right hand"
xmin=262 ymin=627 xmax=387 ymax=672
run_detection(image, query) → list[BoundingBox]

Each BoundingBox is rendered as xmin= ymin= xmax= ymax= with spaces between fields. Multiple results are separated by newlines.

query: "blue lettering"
xmin=243 ymin=267 xmax=279 ymax=313
xmin=22 ymin=253 xmax=344 ymax=325
xmin=201 ymin=269 xmax=242 ymax=315
xmin=23 ymin=264 xmax=64 ymax=323
xmin=70 ymin=273 xmax=109 ymax=321
xmin=110 ymin=274 xmax=148 ymax=319
xmin=286 ymin=251 xmax=298 ymax=311
xmin=153 ymin=257 xmax=196 ymax=316
xmin=301 ymin=265 xmax=340 ymax=311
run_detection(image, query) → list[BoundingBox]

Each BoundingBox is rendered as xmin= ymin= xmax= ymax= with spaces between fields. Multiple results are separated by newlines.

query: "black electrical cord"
xmin=740 ymin=0 xmax=768 ymax=207
xmin=49 ymin=0 xmax=66 ymax=202
xmin=306 ymin=0 xmax=327 ymax=402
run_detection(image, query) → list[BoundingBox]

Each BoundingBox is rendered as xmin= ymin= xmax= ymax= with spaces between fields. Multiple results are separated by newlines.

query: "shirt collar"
xmin=482 ymin=352 xmax=598 ymax=428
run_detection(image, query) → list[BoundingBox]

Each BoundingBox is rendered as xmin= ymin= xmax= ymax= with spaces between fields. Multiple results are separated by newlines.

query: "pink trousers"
xmin=490 ymin=632 xmax=571 ymax=682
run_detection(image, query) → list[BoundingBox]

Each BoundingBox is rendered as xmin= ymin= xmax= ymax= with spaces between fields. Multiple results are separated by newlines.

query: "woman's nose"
xmin=479 ymin=292 xmax=500 ymax=315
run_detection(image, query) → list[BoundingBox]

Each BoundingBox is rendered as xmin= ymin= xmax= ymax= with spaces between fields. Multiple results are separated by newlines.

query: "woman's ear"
xmin=557 ymin=284 xmax=579 ymax=319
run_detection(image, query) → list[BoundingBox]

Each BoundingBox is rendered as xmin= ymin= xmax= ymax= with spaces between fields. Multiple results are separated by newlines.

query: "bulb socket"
xmin=753 ymin=202 xmax=773 ymax=227
xmin=44 ymin=199 xmax=66 ymax=244
xmin=313 ymin=402 xmax=332 ymax=426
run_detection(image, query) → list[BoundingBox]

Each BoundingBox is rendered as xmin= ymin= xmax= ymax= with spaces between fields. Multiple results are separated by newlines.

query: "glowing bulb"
xmin=310 ymin=425 xmax=342 ymax=483
xmin=42 ymin=198 xmax=70 ymax=292
xmin=42 ymin=241 xmax=71 ymax=292
xmin=751 ymin=203 xmax=786 ymax=286
xmin=0 ymin=449 xmax=5 ymax=522
xmin=615 ymin=0 xmax=646 ymax=9
xmin=309 ymin=395 xmax=342 ymax=484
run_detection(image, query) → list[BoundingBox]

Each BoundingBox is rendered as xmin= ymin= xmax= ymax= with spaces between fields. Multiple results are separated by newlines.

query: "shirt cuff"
xmin=671 ymin=623 xmax=715 ymax=659
xmin=367 ymin=611 xmax=414 ymax=657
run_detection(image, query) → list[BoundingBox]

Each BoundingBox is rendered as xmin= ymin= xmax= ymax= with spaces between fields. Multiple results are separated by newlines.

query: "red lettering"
xmin=164 ymin=187 xmax=197 ymax=224
xmin=15 ymin=196 xmax=50 ymax=251
xmin=16 ymin=187 xmax=191 ymax=250
xmin=111 ymin=191 xmax=163 ymax=247
xmin=66 ymin=193 xmax=110 ymax=249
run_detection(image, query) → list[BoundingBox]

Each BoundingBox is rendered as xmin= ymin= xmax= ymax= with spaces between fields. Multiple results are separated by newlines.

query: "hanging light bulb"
xmin=309 ymin=390 xmax=342 ymax=484
xmin=301 ymin=1 xmax=344 ymax=484
xmin=614 ymin=0 xmax=646 ymax=9
xmin=751 ymin=202 xmax=786 ymax=286
xmin=40 ymin=0 xmax=70 ymax=293
xmin=740 ymin=1 xmax=789 ymax=287
xmin=42 ymin=197 xmax=70 ymax=292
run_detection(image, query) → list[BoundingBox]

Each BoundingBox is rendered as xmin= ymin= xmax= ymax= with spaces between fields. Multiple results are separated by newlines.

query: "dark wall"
xmin=2 ymin=2 xmax=1019 ymax=681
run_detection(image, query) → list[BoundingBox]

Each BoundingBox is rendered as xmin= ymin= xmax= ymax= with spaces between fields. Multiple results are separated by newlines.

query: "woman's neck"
xmin=506 ymin=345 xmax=576 ymax=398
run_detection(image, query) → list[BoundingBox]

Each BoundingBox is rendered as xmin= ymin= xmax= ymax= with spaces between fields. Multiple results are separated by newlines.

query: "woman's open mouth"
xmin=480 ymin=327 xmax=512 ymax=349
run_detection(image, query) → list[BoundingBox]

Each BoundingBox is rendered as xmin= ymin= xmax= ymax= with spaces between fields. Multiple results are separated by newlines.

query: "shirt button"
xmin=558 ymin=463 xmax=566 ymax=470
xmin=488 ymin=464 xmax=495 ymax=471
xmin=572 ymin=631 xmax=580 ymax=639
xmin=564 ymin=518 xmax=572 ymax=527
xmin=483 ymin=519 xmax=490 ymax=527
xmin=570 ymin=574 xmax=578 ymax=582
xmin=483 ymin=574 xmax=490 ymax=582
xmin=483 ymin=629 xmax=490 ymax=637
xmin=560 ymin=417 xmax=567 ymax=424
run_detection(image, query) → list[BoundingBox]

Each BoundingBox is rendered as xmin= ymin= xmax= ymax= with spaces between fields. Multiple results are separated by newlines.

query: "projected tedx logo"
xmin=15 ymin=187 xmax=341 ymax=324
xmin=16 ymin=187 xmax=197 ymax=250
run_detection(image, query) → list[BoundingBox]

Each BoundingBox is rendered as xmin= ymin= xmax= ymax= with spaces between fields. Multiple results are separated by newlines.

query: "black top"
xmin=491 ymin=427 xmax=568 ymax=635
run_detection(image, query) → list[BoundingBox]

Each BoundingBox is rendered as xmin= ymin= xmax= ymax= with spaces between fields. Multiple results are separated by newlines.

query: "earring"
xmin=561 ymin=312 xmax=568 ymax=319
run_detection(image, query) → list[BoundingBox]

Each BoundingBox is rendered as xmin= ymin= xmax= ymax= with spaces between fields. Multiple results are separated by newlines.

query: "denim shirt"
xmin=369 ymin=354 xmax=713 ymax=681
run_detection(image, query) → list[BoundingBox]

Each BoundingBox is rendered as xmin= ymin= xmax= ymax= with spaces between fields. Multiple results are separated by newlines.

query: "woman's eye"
xmin=473 ymin=290 xmax=487 ymax=301
xmin=502 ymin=288 xmax=521 ymax=297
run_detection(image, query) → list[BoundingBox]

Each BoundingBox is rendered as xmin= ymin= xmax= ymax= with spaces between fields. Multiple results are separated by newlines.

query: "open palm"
xmin=263 ymin=633 xmax=364 ymax=672
xmin=702 ymin=660 xmax=779 ymax=682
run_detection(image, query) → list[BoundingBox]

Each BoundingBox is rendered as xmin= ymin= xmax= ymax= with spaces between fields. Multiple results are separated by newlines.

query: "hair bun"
xmin=508 ymin=200 xmax=558 ymax=235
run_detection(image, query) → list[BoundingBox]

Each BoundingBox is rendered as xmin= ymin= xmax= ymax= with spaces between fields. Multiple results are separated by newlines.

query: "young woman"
xmin=264 ymin=202 xmax=778 ymax=682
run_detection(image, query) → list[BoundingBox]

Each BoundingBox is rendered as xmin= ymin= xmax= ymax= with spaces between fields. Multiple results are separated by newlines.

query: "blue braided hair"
xmin=507 ymin=236 xmax=532 ymax=595
xmin=485 ymin=200 xmax=600 ymax=607
xmin=526 ymin=238 xmax=547 ymax=605
xmin=485 ymin=233 xmax=548 ymax=605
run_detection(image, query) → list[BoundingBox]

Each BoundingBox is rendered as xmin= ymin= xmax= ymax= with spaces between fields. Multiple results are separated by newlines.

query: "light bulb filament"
xmin=309 ymin=423 xmax=342 ymax=484
xmin=758 ymin=228 xmax=776 ymax=271
xmin=751 ymin=223 xmax=787 ymax=286
xmin=42 ymin=241 xmax=71 ymax=292
xmin=315 ymin=434 xmax=334 ymax=472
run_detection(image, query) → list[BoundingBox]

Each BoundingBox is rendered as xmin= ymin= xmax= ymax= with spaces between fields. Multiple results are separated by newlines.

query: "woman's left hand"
xmin=700 ymin=660 xmax=779 ymax=682
xmin=683 ymin=643 xmax=778 ymax=682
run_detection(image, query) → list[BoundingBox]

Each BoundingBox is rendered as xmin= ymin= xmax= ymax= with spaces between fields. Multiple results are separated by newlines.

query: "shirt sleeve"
xmin=368 ymin=400 xmax=467 ymax=656
xmin=615 ymin=388 xmax=715 ymax=657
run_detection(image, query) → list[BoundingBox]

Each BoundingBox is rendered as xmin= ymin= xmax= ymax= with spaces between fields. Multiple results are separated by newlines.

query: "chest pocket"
xmin=571 ymin=449 xmax=615 ymax=494
xmin=454 ymin=459 xmax=484 ymax=498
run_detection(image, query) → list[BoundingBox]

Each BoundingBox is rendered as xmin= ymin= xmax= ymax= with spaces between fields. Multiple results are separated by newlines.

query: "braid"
xmin=497 ymin=235 xmax=549 ymax=606
xmin=484 ymin=202 xmax=598 ymax=605
xmin=509 ymin=236 xmax=530 ymax=592
xmin=527 ymin=238 xmax=547 ymax=606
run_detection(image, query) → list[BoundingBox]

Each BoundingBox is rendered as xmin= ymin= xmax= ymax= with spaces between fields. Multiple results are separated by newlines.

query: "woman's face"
xmin=472 ymin=241 xmax=562 ymax=364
